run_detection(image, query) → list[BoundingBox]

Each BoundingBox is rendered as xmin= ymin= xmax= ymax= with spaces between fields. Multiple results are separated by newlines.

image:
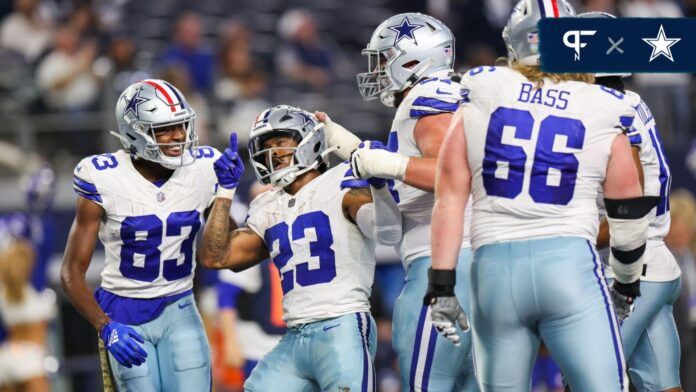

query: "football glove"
xmin=350 ymin=140 xmax=408 ymax=182
xmin=423 ymin=268 xmax=469 ymax=346
xmin=100 ymin=321 xmax=148 ymax=368
xmin=611 ymin=280 xmax=640 ymax=322
xmin=214 ymin=133 xmax=245 ymax=191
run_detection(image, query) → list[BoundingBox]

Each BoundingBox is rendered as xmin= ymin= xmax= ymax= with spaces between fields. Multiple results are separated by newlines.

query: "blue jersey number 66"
xmin=482 ymin=107 xmax=586 ymax=205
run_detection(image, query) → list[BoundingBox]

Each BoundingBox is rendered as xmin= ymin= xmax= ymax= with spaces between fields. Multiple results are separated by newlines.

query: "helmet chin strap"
xmin=272 ymin=146 xmax=338 ymax=188
xmin=110 ymin=130 xmax=130 ymax=147
xmin=380 ymin=58 xmax=435 ymax=107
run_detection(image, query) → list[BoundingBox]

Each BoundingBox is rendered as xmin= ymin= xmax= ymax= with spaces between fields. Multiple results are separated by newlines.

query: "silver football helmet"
xmin=577 ymin=11 xmax=631 ymax=78
xmin=248 ymin=105 xmax=331 ymax=188
xmin=502 ymin=0 xmax=576 ymax=66
xmin=357 ymin=13 xmax=455 ymax=107
xmin=112 ymin=79 xmax=197 ymax=169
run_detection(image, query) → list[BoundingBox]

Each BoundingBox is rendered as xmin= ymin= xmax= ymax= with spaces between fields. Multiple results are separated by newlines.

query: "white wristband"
xmin=216 ymin=187 xmax=237 ymax=200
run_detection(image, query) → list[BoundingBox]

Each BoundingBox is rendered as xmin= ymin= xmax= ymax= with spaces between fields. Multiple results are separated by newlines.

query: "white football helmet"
xmin=113 ymin=79 xmax=197 ymax=169
xmin=357 ymin=13 xmax=455 ymax=107
xmin=248 ymin=105 xmax=331 ymax=188
xmin=503 ymin=0 xmax=576 ymax=66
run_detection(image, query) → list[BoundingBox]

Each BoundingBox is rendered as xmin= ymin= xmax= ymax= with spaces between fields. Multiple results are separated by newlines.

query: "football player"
xmin=318 ymin=12 xmax=477 ymax=391
xmin=61 ymin=79 xmax=217 ymax=391
xmin=425 ymin=1 xmax=657 ymax=390
xmin=199 ymin=105 xmax=401 ymax=392
xmin=581 ymin=11 xmax=682 ymax=392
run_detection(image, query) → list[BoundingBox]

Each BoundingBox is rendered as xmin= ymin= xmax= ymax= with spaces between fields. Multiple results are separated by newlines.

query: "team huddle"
xmin=59 ymin=0 xmax=682 ymax=391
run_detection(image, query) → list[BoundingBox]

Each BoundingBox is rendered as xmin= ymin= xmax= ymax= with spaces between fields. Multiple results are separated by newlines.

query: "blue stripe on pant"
xmin=470 ymin=237 xmax=627 ymax=391
xmin=587 ymin=241 xmax=627 ymax=390
xmin=393 ymin=251 xmax=478 ymax=392
xmin=244 ymin=312 xmax=377 ymax=392
xmin=108 ymin=295 xmax=212 ymax=392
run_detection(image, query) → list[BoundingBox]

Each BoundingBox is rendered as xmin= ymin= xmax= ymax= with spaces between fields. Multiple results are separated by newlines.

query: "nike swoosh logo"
xmin=178 ymin=302 xmax=192 ymax=309
xmin=435 ymin=88 xmax=452 ymax=95
xmin=323 ymin=324 xmax=341 ymax=332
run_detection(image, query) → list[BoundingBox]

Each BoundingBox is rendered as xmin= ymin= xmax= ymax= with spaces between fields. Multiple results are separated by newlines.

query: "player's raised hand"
xmin=350 ymin=140 xmax=408 ymax=183
xmin=214 ymin=133 xmax=245 ymax=190
xmin=423 ymin=268 xmax=469 ymax=346
xmin=610 ymin=281 xmax=638 ymax=322
xmin=100 ymin=321 xmax=148 ymax=368
xmin=313 ymin=111 xmax=361 ymax=161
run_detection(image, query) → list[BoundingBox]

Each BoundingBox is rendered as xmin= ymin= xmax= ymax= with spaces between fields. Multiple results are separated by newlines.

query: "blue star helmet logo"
xmin=124 ymin=87 xmax=149 ymax=119
xmin=388 ymin=17 xmax=424 ymax=46
xmin=297 ymin=111 xmax=315 ymax=128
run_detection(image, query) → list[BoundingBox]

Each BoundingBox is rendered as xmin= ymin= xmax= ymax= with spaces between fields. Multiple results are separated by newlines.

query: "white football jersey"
xmin=389 ymin=70 xmax=472 ymax=266
xmin=72 ymin=147 xmax=220 ymax=298
xmin=245 ymin=163 xmax=375 ymax=327
xmin=458 ymin=66 xmax=635 ymax=249
xmin=599 ymin=90 xmax=679 ymax=282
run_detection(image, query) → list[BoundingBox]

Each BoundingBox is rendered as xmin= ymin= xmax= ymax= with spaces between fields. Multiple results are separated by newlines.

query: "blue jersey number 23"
xmin=264 ymin=211 xmax=337 ymax=294
xmin=483 ymin=107 xmax=586 ymax=205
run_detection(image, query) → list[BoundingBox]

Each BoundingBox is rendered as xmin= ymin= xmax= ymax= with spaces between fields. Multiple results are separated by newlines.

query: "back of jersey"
xmin=625 ymin=91 xmax=672 ymax=243
xmin=459 ymin=66 xmax=634 ymax=249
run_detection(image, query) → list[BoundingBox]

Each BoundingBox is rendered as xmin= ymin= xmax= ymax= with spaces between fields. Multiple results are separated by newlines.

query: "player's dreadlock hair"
xmin=497 ymin=58 xmax=595 ymax=88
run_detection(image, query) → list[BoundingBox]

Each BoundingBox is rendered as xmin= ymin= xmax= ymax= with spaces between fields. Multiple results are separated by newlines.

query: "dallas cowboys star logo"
xmin=124 ymin=87 xmax=149 ymax=119
xmin=642 ymin=25 xmax=681 ymax=63
xmin=297 ymin=111 xmax=314 ymax=127
xmin=388 ymin=17 xmax=423 ymax=45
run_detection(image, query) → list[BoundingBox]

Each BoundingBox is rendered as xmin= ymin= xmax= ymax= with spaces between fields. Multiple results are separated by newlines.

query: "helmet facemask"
xmin=357 ymin=46 xmax=401 ymax=103
xmin=248 ymin=127 xmax=331 ymax=188
xmin=249 ymin=129 xmax=302 ymax=187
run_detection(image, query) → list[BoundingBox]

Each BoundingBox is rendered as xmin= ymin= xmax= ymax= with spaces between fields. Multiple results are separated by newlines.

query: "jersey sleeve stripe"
xmin=73 ymin=176 xmax=98 ymax=194
xmin=410 ymin=109 xmax=452 ymax=118
xmin=619 ymin=115 xmax=635 ymax=129
xmin=628 ymin=132 xmax=642 ymax=145
xmin=412 ymin=97 xmax=460 ymax=112
xmin=74 ymin=188 xmax=103 ymax=203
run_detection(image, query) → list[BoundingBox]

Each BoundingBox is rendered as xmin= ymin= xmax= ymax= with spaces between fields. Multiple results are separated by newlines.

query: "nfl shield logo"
xmin=157 ymin=192 xmax=166 ymax=202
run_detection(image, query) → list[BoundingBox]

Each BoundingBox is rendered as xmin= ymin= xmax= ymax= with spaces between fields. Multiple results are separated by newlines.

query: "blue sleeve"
xmin=619 ymin=115 xmax=642 ymax=146
xmin=217 ymin=281 xmax=244 ymax=309
xmin=409 ymin=79 xmax=463 ymax=119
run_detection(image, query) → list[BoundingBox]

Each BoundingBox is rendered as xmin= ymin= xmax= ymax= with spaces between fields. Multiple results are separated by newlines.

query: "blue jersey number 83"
xmin=120 ymin=211 xmax=201 ymax=282
xmin=483 ymin=107 xmax=586 ymax=205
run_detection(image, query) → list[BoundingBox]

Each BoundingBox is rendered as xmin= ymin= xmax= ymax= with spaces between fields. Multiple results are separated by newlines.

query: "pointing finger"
xmin=229 ymin=133 xmax=238 ymax=152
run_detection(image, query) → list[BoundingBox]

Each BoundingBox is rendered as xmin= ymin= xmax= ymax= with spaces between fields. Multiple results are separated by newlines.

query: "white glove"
xmin=350 ymin=140 xmax=409 ymax=181
xmin=429 ymin=296 xmax=470 ymax=346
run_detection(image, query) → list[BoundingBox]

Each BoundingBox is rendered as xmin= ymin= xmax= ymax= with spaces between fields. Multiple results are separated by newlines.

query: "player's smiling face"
xmin=154 ymin=123 xmax=187 ymax=157
xmin=263 ymin=134 xmax=298 ymax=170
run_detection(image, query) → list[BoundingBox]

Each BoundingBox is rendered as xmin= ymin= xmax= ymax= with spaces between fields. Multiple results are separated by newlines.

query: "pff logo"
xmin=563 ymin=30 xmax=597 ymax=61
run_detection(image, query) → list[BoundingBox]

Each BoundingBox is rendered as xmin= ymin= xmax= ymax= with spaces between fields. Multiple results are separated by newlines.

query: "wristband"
xmin=216 ymin=187 xmax=237 ymax=200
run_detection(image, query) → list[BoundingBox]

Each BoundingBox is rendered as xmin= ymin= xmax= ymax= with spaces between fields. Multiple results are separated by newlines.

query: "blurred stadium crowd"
xmin=1 ymin=0 xmax=696 ymax=391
